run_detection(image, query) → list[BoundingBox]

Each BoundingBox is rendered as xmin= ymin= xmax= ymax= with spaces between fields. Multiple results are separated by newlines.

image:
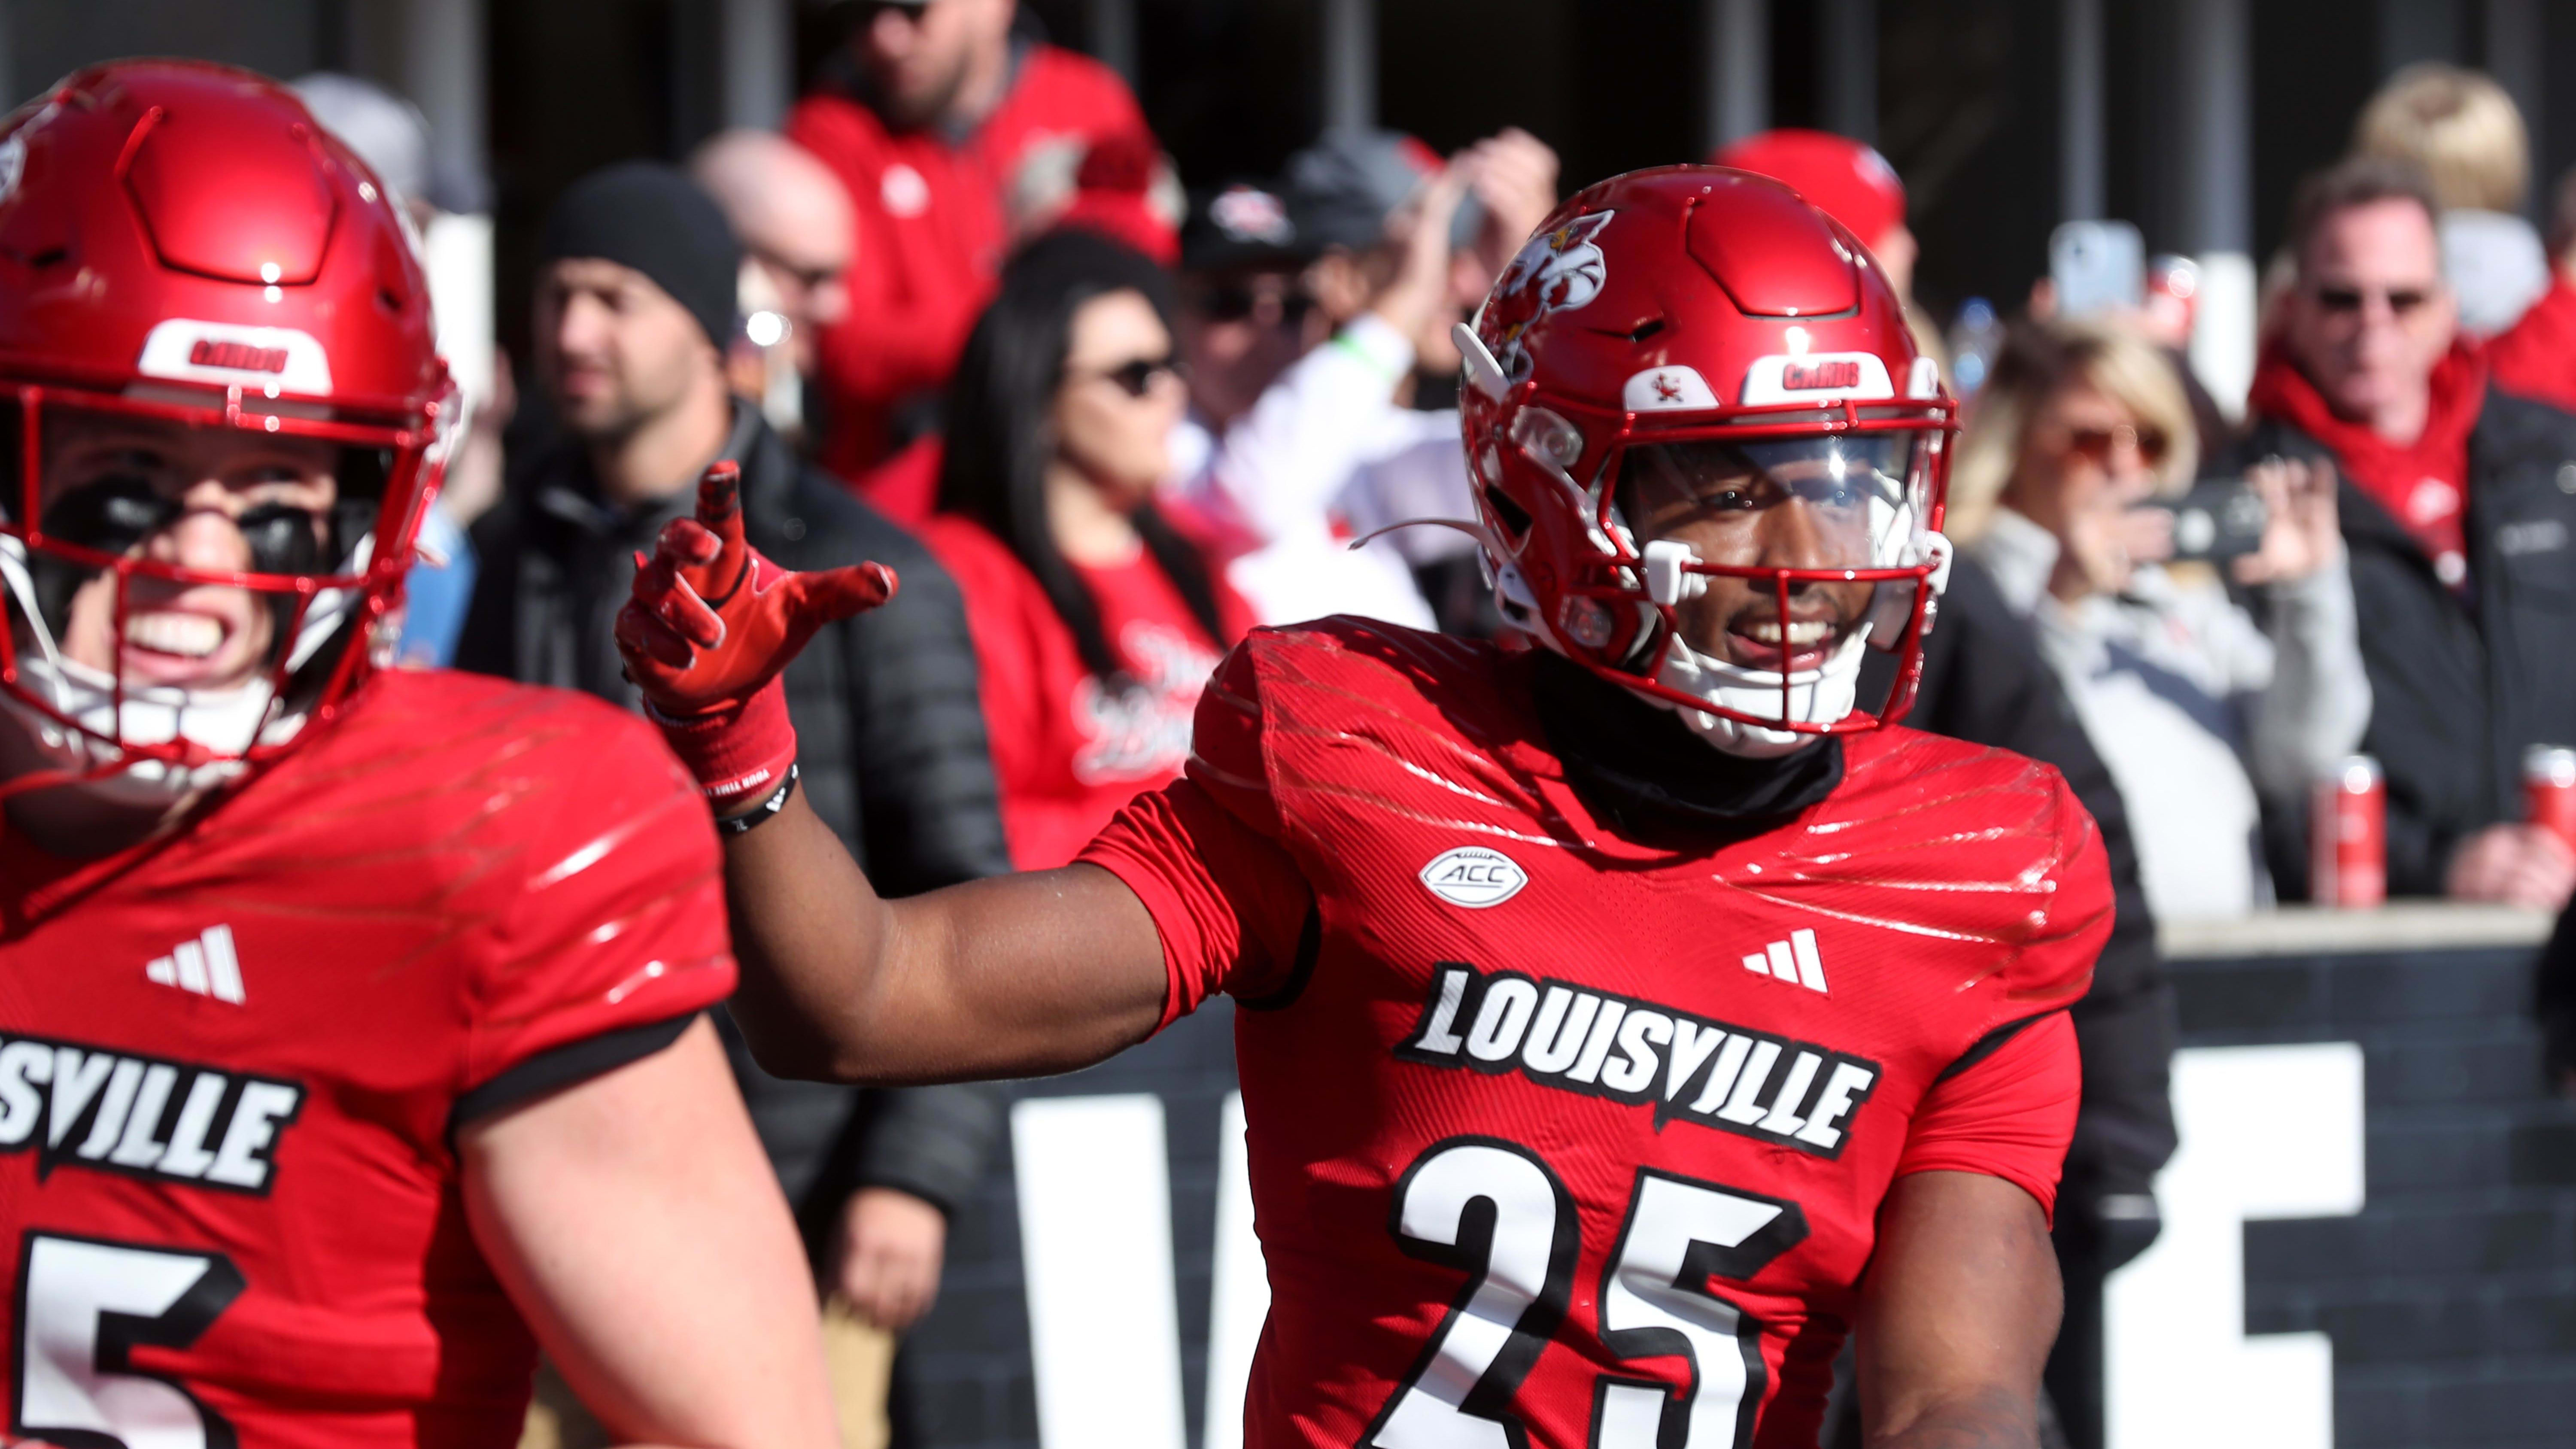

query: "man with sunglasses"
xmin=2242 ymin=155 xmax=2576 ymax=911
xmin=623 ymin=167 xmax=2106 ymax=1448
xmin=787 ymin=0 xmax=1144 ymax=478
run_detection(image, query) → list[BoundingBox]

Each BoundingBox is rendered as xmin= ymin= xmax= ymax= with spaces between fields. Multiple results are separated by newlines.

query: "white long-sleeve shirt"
xmin=1170 ymin=315 xmax=1476 ymax=629
xmin=1973 ymin=508 xmax=2373 ymax=920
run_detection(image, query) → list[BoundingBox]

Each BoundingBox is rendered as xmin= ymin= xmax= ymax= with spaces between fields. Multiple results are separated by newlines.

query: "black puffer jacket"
xmin=2229 ymin=387 xmax=2576 ymax=896
xmin=459 ymin=402 xmax=1012 ymax=1251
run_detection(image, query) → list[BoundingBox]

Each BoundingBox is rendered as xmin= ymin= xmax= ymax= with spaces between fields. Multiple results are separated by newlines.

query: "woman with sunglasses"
xmin=1947 ymin=317 xmax=2370 ymax=921
xmin=917 ymin=228 xmax=1253 ymax=869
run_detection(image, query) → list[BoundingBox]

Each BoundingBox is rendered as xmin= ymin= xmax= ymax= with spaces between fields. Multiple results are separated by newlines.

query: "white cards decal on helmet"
xmin=1622 ymin=366 xmax=1719 ymax=412
xmin=1739 ymin=351 xmax=1895 ymax=406
xmin=1907 ymin=355 xmax=1941 ymax=399
xmin=1420 ymin=846 xmax=1528 ymax=908
xmin=137 ymin=319 xmax=334 ymax=397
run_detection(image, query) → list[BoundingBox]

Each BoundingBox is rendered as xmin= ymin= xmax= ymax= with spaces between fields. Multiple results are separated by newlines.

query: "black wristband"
xmin=716 ymin=762 xmax=799 ymax=838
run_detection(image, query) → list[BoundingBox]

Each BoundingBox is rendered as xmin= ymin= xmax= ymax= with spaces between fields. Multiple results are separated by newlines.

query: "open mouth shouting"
xmin=125 ymin=608 xmax=231 ymax=665
xmin=57 ymin=569 xmax=276 ymax=693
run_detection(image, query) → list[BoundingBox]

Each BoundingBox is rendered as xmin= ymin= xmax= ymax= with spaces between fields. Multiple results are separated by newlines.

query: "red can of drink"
xmin=2312 ymin=755 xmax=2386 ymax=908
xmin=2527 ymin=745 xmax=2576 ymax=855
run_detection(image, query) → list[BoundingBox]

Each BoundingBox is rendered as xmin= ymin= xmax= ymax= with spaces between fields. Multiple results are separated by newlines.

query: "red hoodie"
xmin=2488 ymin=274 xmax=2576 ymax=414
xmin=2245 ymin=338 xmax=2487 ymax=582
xmin=787 ymin=46 xmax=1145 ymax=478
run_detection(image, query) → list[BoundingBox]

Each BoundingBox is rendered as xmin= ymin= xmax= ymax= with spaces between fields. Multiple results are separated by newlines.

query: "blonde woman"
xmin=2352 ymin=61 xmax=2548 ymax=335
xmin=1953 ymin=319 xmax=2370 ymax=919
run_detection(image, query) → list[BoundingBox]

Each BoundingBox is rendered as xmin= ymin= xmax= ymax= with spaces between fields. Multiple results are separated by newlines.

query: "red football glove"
xmin=616 ymin=460 xmax=897 ymax=805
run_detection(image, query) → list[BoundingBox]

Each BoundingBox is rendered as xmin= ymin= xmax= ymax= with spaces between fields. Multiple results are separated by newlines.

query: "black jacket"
xmin=2229 ymin=388 xmax=2576 ymax=896
xmin=459 ymin=403 xmax=1012 ymax=1250
xmin=1862 ymin=555 xmax=2178 ymax=1232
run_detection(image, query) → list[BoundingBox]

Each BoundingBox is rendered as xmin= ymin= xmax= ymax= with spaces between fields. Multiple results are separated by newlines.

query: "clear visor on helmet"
xmin=1612 ymin=433 xmax=1929 ymax=575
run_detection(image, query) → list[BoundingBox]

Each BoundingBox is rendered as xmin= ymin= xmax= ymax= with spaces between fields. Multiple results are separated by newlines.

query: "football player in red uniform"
xmin=622 ymin=167 xmax=2109 ymax=1448
xmin=0 ymin=62 xmax=833 ymax=1449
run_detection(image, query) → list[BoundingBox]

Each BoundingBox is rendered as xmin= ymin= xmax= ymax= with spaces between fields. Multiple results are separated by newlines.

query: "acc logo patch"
xmin=1420 ymin=846 xmax=1528 ymax=909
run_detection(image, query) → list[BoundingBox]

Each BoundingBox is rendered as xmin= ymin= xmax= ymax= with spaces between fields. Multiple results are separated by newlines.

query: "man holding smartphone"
xmin=2241 ymin=155 xmax=2576 ymax=911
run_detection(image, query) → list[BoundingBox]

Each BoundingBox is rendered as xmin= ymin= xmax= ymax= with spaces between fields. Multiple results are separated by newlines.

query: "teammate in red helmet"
xmin=0 ymin=61 xmax=833 ymax=1447
xmin=624 ymin=166 xmax=2107 ymax=1448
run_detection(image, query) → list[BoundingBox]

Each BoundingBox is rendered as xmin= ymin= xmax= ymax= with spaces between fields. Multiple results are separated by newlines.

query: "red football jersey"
xmin=1081 ymin=618 xmax=2109 ymax=1449
xmin=0 ymin=670 xmax=735 ymax=1449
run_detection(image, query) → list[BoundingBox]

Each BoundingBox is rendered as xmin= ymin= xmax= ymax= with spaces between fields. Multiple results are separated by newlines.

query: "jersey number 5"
xmin=1365 ymin=1138 xmax=1809 ymax=1449
xmin=12 ymin=1233 xmax=244 ymax=1449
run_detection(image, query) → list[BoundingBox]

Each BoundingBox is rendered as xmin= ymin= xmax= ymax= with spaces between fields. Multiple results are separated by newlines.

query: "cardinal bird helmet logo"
xmin=1484 ymin=210 xmax=1615 ymax=382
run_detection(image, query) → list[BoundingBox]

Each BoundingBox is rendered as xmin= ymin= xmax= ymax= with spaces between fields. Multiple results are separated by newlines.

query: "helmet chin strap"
xmin=1649 ymin=628 xmax=1872 ymax=759
xmin=1489 ymin=533 xmax=1955 ymax=761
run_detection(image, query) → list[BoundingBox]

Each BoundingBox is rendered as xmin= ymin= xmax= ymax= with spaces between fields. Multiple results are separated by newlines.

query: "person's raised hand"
xmin=615 ymin=460 xmax=896 ymax=805
xmin=2233 ymin=456 xmax=2342 ymax=587
xmin=2445 ymin=823 xmax=2576 ymax=910
xmin=1461 ymin=128 xmax=1560 ymax=279
xmin=1367 ymin=161 xmax=1473 ymax=347
xmin=2052 ymin=489 xmax=2164 ymax=601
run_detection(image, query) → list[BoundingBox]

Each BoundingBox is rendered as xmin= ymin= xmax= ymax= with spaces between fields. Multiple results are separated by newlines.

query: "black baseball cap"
xmin=1180 ymin=181 xmax=1312 ymax=275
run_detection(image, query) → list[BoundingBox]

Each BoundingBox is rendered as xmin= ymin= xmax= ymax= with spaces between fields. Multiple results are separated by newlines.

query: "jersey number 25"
xmin=1365 ymin=1136 xmax=1808 ymax=1449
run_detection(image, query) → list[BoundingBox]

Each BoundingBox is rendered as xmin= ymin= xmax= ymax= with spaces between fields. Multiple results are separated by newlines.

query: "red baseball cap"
xmin=1708 ymin=129 xmax=1907 ymax=245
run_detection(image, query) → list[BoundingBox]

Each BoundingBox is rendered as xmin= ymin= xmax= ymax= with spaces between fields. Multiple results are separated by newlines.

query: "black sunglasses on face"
xmin=2312 ymin=284 xmax=2431 ymax=316
xmin=1193 ymin=283 xmax=1313 ymax=326
xmin=1074 ymin=355 xmax=1182 ymax=399
xmin=749 ymin=244 xmax=842 ymax=297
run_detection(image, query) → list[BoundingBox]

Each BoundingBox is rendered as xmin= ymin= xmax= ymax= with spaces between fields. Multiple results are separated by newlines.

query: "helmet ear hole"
xmin=1481 ymin=484 xmax=1533 ymax=545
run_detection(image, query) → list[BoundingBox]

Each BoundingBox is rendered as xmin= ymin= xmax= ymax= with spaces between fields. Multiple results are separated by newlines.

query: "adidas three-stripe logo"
xmin=146 ymin=924 xmax=246 ymax=1005
xmin=1743 ymin=927 xmax=1828 ymax=994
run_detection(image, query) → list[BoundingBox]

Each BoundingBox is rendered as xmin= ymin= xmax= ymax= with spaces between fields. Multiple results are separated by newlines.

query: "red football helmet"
xmin=1455 ymin=165 xmax=1954 ymax=753
xmin=0 ymin=60 xmax=454 ymax=805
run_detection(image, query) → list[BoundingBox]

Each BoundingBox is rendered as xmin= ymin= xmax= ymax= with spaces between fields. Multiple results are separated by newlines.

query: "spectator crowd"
xmin=281 ymin=13 xmax=2576 ymax=1449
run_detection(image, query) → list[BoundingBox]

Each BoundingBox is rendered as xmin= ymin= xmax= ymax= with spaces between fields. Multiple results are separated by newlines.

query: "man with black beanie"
xmin=457 ymin=161 xmax=1012 ymax=1444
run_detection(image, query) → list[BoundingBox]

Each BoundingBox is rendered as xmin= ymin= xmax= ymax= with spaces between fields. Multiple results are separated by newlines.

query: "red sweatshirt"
xmin=2245 ymin=338 xmax=2487 ymax=582
xmin=787 ymin=47 xmax=1145 ymax=478
xmin=917 ymin=513 xmax=1253 ymax=870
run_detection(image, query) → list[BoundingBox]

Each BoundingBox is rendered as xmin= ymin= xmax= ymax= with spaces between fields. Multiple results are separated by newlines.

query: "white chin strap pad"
xmin=1865 ymin=530 xmax=1953 ymax=653
xmin=1652 ymin=629 xmax=1870 ymax=759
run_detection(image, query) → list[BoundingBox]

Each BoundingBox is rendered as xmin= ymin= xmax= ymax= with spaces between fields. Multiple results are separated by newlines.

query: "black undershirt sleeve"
xmin=449 ymin=1011 xmax=701 ymax=1136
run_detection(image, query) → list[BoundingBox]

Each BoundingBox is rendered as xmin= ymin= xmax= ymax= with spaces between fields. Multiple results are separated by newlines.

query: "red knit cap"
xmin=1709 ymin=128 xmax=1907 ymax=245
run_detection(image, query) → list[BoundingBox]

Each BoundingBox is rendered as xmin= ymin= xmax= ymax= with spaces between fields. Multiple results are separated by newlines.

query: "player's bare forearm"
xmin=721 ymin=789 xmax=1168 ymax=1083
xmin=1856 ymin=1172 xmax=2062 ymax=1449
xmin=1862 ymin=1390 xmax=2043 ymax=1449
